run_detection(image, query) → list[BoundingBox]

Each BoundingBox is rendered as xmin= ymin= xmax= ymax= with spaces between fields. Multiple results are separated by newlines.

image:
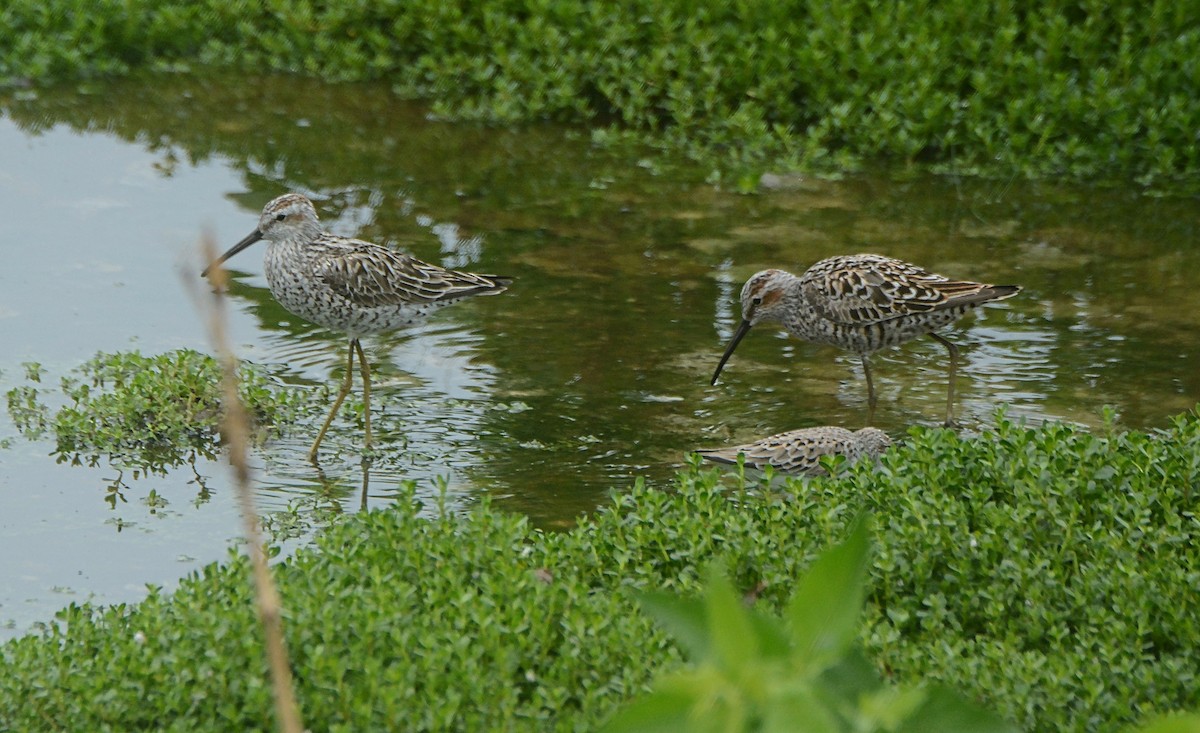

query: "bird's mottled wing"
xmin=698 ymin=428 xmax=856 ymax=475
xmin=766 ymin=430 xmax=857 ymax=474
xmin=802 ymin=255 xmax=1001 ymax=325
xmin=311 ymin=236 xmax=507 ymax=308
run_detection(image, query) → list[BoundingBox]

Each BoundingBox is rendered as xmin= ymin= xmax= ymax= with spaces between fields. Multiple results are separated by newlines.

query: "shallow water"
xmin=1 ymin=73 xmax=1197 ymax=637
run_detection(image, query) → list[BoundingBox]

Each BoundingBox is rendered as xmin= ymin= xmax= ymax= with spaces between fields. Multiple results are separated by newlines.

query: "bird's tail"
xmin=937 ymin=282 xmax=1021 ymax=308
xmin=448 ymin=272 xmax=513 ymax=298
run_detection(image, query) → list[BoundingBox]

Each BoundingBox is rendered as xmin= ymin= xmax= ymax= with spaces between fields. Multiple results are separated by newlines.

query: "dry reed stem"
xmin=191 ymin=232 xmax=305 ymax=733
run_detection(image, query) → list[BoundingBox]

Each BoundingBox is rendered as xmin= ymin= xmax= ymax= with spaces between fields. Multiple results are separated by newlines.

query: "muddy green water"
xmin=1 ymin=74 xmax=1197 ymax=636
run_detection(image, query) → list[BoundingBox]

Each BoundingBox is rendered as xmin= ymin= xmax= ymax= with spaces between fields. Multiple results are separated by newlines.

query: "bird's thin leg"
xmin=861 ymin=355 xmax=877 ymax=424
xmin=309 ymin=339 xmax=357 ymax=464
xmin=929 ymin=332 xmax=960 ymax=427
xmin=353 ymin=338 xmax=372 ymax=453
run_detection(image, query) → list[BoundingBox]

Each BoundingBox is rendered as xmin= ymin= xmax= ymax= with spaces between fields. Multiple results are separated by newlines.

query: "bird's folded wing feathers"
xmin=803 ymin=260 xmax=997 ymax=325
xmin=314 ymin=239 xmax=502 ymax=308
xmin=700 ymin=432 xmax=851 ymax=473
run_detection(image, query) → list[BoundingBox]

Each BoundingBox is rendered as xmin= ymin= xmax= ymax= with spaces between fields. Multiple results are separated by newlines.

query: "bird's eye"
xmin=751 ymin=296 xmax=763 ymax=306
xmin=275 ymin=213 xmax=286 ymax=222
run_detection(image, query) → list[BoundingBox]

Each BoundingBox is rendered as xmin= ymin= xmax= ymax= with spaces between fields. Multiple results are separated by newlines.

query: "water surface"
xmin=1 ymin=74 xmax=1197 ymax=637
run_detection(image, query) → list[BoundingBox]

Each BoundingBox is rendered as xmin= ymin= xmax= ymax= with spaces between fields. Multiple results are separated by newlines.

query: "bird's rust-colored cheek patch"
xmin=760 ymin=289 xmax=784 ymax=308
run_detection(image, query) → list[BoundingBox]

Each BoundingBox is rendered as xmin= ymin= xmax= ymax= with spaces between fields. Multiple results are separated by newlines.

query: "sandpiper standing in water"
xmin=710 ymin=254 xmax=1019 ymax=425
xmin=203 ymin=193 xmax=511 ymax=463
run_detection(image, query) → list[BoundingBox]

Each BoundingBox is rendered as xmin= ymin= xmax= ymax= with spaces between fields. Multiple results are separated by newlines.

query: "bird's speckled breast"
xmin=785 ymin=301 xmax=974 ymax=354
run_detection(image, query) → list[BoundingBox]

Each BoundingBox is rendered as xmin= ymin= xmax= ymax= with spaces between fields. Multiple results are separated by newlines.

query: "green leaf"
xmin=636 ymin=591 xmax=710 ymax=661
xmin=761 ymin=685 xmax=840 ymax=733
xmin=747 ymin=612 xmax=791 ymax=662
xmin=896 ymin=686 xmax=1019 ymax=733
xmin=859 ymin=685 xmax=929 ymax=729
xmin=785 ymin=515 xmax=872 ymax=672
xmin=597 ymin=688 xmax=702 ymax=733
xmin=1129 ymin=714 xmax=1200 ymax=733
xmin=817 ymin=646 xmax=884 ymax=701
xmin=704 ymin=562 xmax=759 ymax=675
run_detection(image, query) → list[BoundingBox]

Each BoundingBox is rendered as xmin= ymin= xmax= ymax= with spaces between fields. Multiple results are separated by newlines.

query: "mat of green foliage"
xmin=1 ymin=410 xmax=1197 ymax=731
xmin=2 ymin=1 xmax=1197 ymax=187
xmin=5 ymin=350 xmax=305 ymax=472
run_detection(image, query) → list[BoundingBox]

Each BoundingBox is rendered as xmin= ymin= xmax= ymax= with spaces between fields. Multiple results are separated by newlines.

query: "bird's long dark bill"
xmin=201 ymin=229 xmax=263 ymax=278
xmin=710 ymin=319 xmax=753 ymax=385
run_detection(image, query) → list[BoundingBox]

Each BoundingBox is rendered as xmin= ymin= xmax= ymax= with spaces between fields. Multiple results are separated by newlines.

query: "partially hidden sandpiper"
xmin=710 ymin=254 xmax=1019 ymax=425
xmin=696 ymin=426 xmax=892 ymax=476
xmin=203 ymin=193 xmax=511 ymax=463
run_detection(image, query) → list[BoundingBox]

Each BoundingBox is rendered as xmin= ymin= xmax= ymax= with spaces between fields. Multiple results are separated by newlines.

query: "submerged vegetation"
xmin=4 ymin=349 xmax=305 ymax=473
xmin=1 ymin=1 xmax=1198 ymax=187
xmin=1 ymin=408 xmax=1198 ymax=731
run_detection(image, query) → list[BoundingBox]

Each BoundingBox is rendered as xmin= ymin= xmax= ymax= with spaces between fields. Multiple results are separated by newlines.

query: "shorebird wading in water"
xmin=202 ymin=193 xmax=511 ymax=463
xmin=710 ymin=254 xmax=1019 ymax=425
xmin=696 ymin=426 xmax=891 ymax=476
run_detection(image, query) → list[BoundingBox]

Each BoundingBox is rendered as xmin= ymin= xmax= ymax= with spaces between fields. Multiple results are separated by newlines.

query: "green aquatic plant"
xmin=4 ymin=349 xmax=305 ymax=472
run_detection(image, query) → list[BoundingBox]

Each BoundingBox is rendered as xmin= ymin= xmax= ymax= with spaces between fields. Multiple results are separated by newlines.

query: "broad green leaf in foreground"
xmin=1128 ymin=714 xmax=1200 ymax=733
xmin=704 ymin=563 xmax=759 ymax=678
xmin=785 ymin=516 xmax=872 ymax=672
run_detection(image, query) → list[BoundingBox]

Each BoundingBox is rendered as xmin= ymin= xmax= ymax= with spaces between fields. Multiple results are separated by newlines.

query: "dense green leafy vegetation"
xmin=1 ymin=409 xmax=1197 ymax=731
xmin=4 ymin=350 xmax=305 ymax=472
xmin=2 ymin=1 xmax=1197 ymax=186
xmin=603 ymin=519 xmax=1016 ymax=732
